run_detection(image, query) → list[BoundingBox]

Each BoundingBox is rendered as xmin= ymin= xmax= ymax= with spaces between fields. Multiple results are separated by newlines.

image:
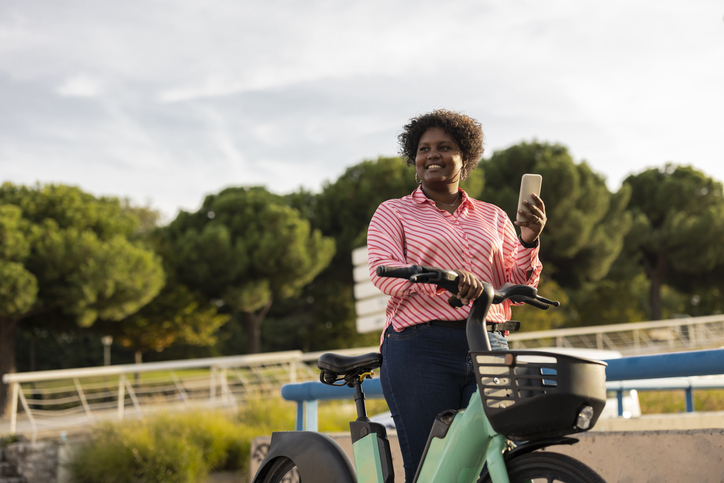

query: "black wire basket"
xmin=471 ymin=350 xmax=608 ymax=441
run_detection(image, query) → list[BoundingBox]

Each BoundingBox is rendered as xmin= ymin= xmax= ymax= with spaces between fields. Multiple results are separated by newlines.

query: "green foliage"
xmin=0 ymin=183 xmax=166 ymax=415
xmin=69 ymin=418 xmax=206 ymax=483
xmin=513 ymin=275 xmax=571 ymax=332
xmin=0 ymin=183 xmax=165 ymax=326
xmin=68 ymin=401 xmax=297 ymax=482
xmin=567 ymin=275 xmax=649 ymax=327
xmin=621 ymin=164 xmax=724 ymax=318
xmin=623 ymin=389 xmax=724 ymax=415
xmin=480 ymin=142 xmax=632 ymax=288
xmin=101 ymin=280 xmax=231 ymax=359
xmin=164 ymin=186 xmax=335 ymax=353
xmin=0 ymin=261 xmax=38 ymax=318
xmin=0 ymin=204 xmax=37 ymax=318
xmin=169 ymin=186 xmax=334 ymax=307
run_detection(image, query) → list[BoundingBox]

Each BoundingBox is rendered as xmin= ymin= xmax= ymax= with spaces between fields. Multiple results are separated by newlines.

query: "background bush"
xmin=67 ymin=399 xmax=292 ymax=483
xmin=66 ymin=395 xmax=388 ymax=482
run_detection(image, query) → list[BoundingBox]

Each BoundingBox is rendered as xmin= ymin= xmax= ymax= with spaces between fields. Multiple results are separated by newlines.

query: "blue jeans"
xmin=380 ymin=323 xmax=508 ymax=483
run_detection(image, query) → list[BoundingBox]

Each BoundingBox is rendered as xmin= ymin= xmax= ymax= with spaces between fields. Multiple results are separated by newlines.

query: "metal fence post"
xmin=118 ymin=375 xmax=126 ymax=420
xmin=210 ymin=366 xmax=217 ymax=406
xmin=685 ymin=387 xmax=694 ymax=413
xmin=290 ymin=360 xmax=297 ymax=383
xmin=296 ymin=401 xmax=304 ymax=431
xmin=10 ymin=382 xmax=19 ymax=434
xmin=306 ymin=400 xmax=318 ymax=432
xmin=617 ymin=389 xmax=624 ymax=417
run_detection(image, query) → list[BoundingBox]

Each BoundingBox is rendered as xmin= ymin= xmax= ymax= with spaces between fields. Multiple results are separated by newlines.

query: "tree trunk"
xmin=644 ymin=253 xmax=666 ymax=321
xmin=134 ymin=351 xmax=142 ymax=384
xmin=243 ymin=298 xmax=273 ymax=354
xmin=0 ymin=317 xmax=18 ymax=418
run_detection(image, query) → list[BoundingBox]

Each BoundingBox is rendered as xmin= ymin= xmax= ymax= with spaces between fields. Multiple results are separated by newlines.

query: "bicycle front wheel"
xmin=256 ymin=456 xmax=301 ymax=483
xmin=480 ymin=452 xmax=605 ymax=483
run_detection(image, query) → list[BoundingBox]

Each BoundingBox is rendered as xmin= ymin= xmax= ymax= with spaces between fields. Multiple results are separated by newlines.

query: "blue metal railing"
xmin=282 ymin=349 xmax=724 ymax=431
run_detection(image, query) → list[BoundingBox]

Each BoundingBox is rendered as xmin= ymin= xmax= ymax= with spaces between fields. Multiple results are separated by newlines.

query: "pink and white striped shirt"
xmin=367 ymin=186 xmax=542 ymax=337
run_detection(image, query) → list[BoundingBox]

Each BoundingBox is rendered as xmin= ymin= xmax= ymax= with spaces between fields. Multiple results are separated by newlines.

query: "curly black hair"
xmin=397 ymin=109 xmax=484 ymax=180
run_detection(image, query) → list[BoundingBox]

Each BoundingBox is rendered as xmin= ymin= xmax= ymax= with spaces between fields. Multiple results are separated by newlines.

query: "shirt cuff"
xmin=519 ymin=235 xmax=539 ymax=249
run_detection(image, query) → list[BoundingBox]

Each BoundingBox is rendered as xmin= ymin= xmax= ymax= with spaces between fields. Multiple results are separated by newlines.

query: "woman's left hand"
xmin=515 ymin=193 xmax=547 ymax=244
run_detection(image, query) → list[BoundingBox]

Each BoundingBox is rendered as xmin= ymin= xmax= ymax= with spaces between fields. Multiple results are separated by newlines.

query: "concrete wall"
xmin=554 ymin=429 xmax=724 ymax=482
xmin=251 ymin=426 xmax=724 ymax=482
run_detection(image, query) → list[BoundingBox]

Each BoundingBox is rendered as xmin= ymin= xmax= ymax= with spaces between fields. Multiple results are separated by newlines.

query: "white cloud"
xmin=56 ymin=74 xmax=102 ymax=97
xmin=1 ymin=0 xmax=723 ymax=218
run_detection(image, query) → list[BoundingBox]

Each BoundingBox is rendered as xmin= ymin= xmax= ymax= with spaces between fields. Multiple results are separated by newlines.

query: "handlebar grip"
xmin=376 ymin=265 xmax=422 ymax=279
xmin=527 ymin=298 xmax=551 ymax=310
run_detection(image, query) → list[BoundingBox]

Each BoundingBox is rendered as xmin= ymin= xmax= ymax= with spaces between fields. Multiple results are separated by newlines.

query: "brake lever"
xmin=538 ymin=296 xmax=560 ymax=307
xmin=448 ymin=296 xmax=465 ymax=309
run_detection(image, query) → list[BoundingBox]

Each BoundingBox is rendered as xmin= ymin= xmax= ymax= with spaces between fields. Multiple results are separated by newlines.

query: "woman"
xmin=367 ymin=109 xmax=546 ymax=482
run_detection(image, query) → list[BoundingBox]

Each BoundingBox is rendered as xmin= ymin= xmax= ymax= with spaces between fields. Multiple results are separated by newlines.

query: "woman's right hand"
xmin=452 ymin=269 xmax=484 ymax=306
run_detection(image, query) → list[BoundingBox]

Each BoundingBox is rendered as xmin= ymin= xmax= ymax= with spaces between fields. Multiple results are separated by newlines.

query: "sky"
xmin=1 ymin=1 xmax=723 ymax=221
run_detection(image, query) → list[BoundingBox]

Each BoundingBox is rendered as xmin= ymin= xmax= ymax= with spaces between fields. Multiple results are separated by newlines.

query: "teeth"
xmin=428 ymin=164 xmax=443 ymax=168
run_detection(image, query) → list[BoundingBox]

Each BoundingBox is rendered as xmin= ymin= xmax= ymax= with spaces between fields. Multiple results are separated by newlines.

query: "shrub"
xmin=67 ymin=398 xmax=299 ymax=482
xmin=66 ymin=395 xmax=383 ymax=482
xmin=67 ymin=419 xmax=206 ymax=483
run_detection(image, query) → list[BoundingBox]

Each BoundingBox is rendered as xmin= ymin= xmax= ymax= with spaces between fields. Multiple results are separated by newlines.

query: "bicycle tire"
xmin=479 ymin=452 xmax=606 ymax=483
xmin=256 ymin=456 xmax=301 ymax=483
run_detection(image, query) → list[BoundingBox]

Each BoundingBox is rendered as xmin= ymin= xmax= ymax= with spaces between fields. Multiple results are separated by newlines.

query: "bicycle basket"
xmin=471 ymin=350 xmax=607 ymax=441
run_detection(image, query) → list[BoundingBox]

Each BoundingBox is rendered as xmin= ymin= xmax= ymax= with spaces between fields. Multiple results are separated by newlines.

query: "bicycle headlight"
xmin=576 ymin=405 xmax=595 ymax=430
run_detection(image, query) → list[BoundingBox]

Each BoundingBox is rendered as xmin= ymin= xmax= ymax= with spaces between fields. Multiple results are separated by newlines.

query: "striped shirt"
xmin=367 ymin=186 xmax=542 ymax=338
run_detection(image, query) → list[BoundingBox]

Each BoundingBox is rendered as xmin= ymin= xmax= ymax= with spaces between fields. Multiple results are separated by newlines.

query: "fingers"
xmin=522 ymin=194 xmax=545 ymax=217
xmin=514 ymin=194 xmax=547 ymax=227
xmin=531 ymin=192 xmax=546 ymax=212
xmin=452 ymin=269 xmax=483 ymax=304
xmin=515 ymin=194 xmax=547 ymax=244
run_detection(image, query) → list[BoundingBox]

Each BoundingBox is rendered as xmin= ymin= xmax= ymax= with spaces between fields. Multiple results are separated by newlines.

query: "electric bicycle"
xmin=253 ymin=265 xmax=608 ymax=483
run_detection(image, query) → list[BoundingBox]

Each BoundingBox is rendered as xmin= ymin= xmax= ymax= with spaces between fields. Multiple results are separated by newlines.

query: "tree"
xmin=96 ymin=205 xmax=231 ymax=364
xmin=0 ymin=183 xmax=165 ymax=415
xmin=97 ymin=281 xmax=230 ymax=364
xmin=479 ymin=142 xmax=632 ymax=288
xmin=164 ymin=186 xmax=335 ymax=354
xmin=621 ymin=164 xmax=724 ymax=319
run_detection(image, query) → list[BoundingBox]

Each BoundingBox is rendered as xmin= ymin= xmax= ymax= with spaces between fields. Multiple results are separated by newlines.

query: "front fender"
xmin=252 ymin=431 xmax=356 ymax=483
xmin=478 ymin=436 xmax=579 ymax=481
xmin=504 ymin=436 xmax=579 ymax=462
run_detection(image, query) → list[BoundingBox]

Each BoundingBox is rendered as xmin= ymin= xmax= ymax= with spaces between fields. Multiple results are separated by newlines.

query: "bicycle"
xmin=252 ymin=265 xmax=608 ymax=483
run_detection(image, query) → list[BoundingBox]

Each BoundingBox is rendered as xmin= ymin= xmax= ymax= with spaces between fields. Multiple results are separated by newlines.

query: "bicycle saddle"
xmin=317 ymin=352 xmax=382 ymax=379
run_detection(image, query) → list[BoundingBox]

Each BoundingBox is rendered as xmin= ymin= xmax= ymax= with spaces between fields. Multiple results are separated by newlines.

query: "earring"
xmin=415 ymin=172 xmax=421 ymax=184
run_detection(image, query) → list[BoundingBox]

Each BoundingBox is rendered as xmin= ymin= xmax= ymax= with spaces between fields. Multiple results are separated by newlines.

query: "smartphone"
xmin=516 ymin=174 xmax=543 ymax=223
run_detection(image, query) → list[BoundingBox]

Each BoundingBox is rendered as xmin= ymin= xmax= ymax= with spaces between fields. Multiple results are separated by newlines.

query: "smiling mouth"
xmin=427 ymin=164 xmax=444 ymax=169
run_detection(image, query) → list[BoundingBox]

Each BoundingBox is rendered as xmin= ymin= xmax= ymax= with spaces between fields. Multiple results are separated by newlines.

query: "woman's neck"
xmin=421 ymin=185 xmax=460 ymax=205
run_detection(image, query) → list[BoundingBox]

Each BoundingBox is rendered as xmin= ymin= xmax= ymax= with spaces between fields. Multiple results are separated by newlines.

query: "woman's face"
xmin=415 ymin=127 xmax=464 ymax=190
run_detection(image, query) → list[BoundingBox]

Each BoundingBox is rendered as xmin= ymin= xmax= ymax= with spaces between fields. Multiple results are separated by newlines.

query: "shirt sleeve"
xmin=367 ymin=202 xmax=439 ymax=298
xmin=501 ymin=211 xmax=543 ymax=288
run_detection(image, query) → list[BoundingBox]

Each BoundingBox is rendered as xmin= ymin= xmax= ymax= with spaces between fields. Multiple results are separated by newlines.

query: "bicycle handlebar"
xmin=377 ymin=264 xmax=559 ymax=352
xmin=376 ymin=265 xmax=559 ymax=310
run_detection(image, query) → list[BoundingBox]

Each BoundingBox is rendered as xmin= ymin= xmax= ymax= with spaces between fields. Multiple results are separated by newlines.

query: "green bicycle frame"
xmin=352 ymin=389 xmax=510 ymax=483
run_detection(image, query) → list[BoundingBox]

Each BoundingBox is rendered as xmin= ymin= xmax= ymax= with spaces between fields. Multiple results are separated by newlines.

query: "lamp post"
xmin=691 ymin=295 xmax=700 ymax=317
xmin=101 ymin=336 xmax=113 ymax=366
